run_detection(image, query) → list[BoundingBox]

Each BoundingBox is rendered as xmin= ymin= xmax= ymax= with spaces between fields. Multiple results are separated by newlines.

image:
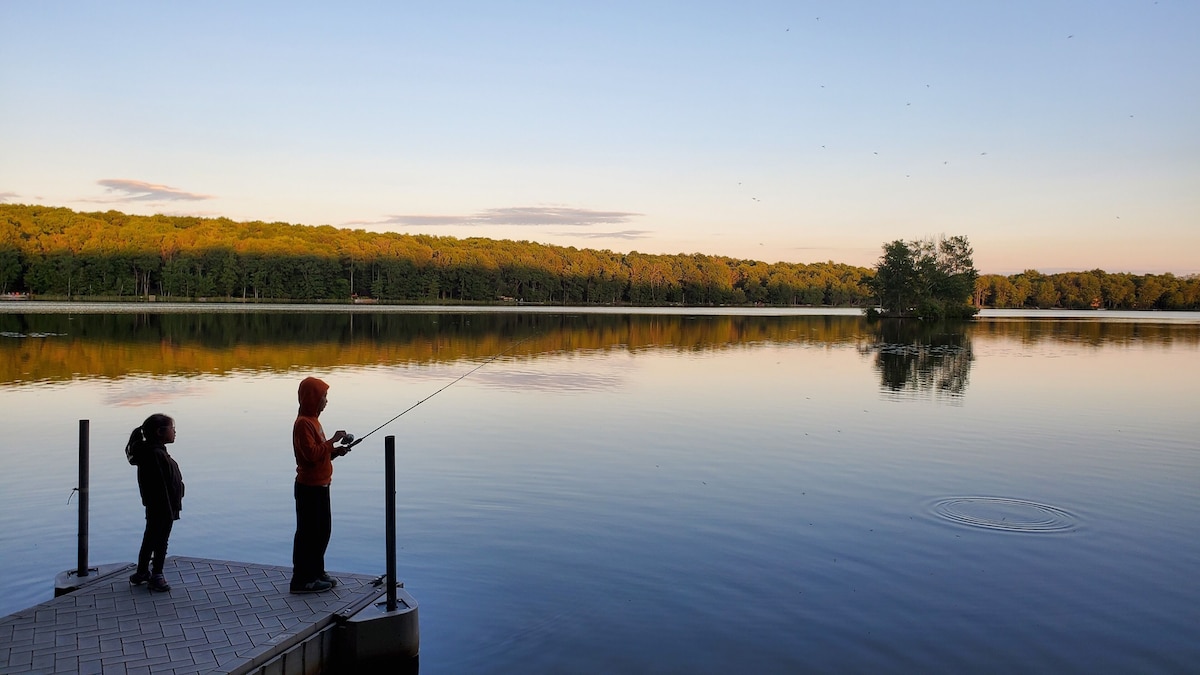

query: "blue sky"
xmin=2 ymin=1 xmax=1196 ymax=275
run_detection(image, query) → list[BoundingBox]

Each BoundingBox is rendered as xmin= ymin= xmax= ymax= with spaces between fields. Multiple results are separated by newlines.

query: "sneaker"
xmin=319 ymin=573 xmax=339 ymax=588
xmin=290 ymin=579 xmax=333 ymax=594
xmin=129 ymin=570 xmax=152 ymax=586
xmin=148 ymin=574 xmax=171 ymax=593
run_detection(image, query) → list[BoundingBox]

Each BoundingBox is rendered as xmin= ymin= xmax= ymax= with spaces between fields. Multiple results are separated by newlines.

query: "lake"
xmin=1 ymin=305 xmax=1198 ymax=673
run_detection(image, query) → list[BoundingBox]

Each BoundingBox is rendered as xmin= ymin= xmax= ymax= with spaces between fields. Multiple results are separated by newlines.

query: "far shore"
xmin=2 ymin=299 xmax=1197 ymax=320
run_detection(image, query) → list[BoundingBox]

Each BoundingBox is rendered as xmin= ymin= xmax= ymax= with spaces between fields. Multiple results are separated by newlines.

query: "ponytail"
xmin=125 ymin=413 xmax=173 ymax=465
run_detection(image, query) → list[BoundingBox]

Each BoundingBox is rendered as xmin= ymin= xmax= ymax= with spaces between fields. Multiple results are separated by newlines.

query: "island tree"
xmin=869 ymin=235 xmax=979 ymax=319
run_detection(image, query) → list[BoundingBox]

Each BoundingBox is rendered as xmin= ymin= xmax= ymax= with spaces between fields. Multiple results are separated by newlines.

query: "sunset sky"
xmin=2 ymin=1 xmax=1196 ymax=275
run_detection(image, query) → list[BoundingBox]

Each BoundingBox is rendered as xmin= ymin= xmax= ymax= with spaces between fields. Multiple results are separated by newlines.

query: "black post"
xmin=77 ymin=419 xmax=89 ymax=577
xmin=384 ymin=435 xmax=398 ymax=612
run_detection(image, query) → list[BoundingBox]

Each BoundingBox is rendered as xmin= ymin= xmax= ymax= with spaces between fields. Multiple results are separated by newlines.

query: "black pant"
xmin=292 ymin=482 xmax=331 ymax=584
xmin=138 ymin=512 xmax=174 ymax=575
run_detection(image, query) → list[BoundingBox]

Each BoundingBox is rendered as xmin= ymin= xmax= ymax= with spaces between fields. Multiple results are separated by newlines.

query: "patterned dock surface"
xmin=0 ymin=556 xmax=384 ymax=674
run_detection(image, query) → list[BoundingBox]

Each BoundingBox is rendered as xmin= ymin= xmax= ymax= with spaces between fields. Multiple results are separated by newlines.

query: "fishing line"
xmin=344 ymin=333 xmax=536 ymax=448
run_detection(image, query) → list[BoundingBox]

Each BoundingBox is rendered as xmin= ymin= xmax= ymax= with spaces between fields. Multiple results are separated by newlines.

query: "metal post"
xmin=384 ymin=435 xmax=398 ymax=612
xmin=77 ymin=419 xmax=90 ymax=577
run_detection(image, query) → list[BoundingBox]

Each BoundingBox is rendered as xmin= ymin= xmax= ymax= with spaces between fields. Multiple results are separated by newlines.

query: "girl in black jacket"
xmin=125 ymin=414 xmax=184 ymax=592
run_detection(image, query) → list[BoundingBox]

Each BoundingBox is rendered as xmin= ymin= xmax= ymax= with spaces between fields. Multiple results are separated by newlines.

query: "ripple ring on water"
xmin=929 ymin=496 xmax=1079 ymax=534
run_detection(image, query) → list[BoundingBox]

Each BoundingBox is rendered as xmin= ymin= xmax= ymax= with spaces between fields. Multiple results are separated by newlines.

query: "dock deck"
xmin=0 ymin=556 xmax=397 ymax=674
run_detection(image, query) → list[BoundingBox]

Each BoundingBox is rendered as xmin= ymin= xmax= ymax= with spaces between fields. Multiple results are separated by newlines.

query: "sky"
xmin=1 ymin=1 xmax=1197 ymax=276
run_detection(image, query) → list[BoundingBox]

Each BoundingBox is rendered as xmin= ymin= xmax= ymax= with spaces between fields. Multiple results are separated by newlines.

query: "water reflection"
xmin=858 ymin=320 xmax=974 ymax=398
xmin=0 ymin=312 xmax=872 ymax=384
xmin=2 ymin=310 xmax=1197 ymax=396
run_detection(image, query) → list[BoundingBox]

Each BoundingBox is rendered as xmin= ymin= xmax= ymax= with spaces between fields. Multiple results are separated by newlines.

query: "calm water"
xmin=1 ymin=305 xmax=1198 ymax=673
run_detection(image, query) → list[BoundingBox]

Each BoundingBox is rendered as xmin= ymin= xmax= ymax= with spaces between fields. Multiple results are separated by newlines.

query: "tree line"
xmin=0 ymin=205 xmax=872 ymax=306
xmin=1 ymin=205 xmax=1196 ymax=309
xmin=973 ymin=269 xmax=1199 ymax=310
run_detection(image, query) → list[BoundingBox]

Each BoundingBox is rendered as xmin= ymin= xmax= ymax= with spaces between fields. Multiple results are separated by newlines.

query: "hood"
xmin=298 ymin=377 xmax=329 ymax=417
xmin=127 ymin=437 xmax=164 ymax=466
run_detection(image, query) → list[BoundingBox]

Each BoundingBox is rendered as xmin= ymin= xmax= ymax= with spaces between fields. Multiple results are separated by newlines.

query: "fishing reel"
xmin=333 ymin=432 xmax=357 ymax=457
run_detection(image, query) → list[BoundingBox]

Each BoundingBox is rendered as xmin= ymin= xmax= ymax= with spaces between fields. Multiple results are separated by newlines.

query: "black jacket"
xmin=132 ymin=443 xmax=184 ymax=520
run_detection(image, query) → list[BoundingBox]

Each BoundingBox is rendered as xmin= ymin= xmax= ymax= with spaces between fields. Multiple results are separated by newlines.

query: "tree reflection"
xmin=0 ymin=311 xmax=872 ymax=384
xmin=4 ymin=310 xmax=1196 ymax=387
xmin=859 ymin=320 xmax=974 ymax=398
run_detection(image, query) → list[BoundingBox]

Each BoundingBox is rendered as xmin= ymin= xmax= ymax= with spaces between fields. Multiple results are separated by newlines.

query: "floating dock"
xmin=0 ymin=556 xmax=418 ymax=674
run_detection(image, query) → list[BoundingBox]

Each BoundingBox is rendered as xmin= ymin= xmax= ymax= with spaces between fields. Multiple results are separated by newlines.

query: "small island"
xmin=867 ymin=235 xmax=979 ymax=320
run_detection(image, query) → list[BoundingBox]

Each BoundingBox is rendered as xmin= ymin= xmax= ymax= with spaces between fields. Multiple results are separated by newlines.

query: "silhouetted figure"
xmin=126 ymin=414 xmax=184 ymax=593
xmin=290 ymin=377 xmax=349 ymax=594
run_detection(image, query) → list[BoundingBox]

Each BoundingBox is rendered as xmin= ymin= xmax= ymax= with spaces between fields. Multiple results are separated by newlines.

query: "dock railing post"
xmin=77 ymin=419 xmax=90 ymax=578
xmin=384 ymin=435 xmax=398 ymax=612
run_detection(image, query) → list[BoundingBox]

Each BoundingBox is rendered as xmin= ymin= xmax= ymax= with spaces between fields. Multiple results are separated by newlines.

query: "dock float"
xmin=0 ymin=556 xmax=418 ymax=674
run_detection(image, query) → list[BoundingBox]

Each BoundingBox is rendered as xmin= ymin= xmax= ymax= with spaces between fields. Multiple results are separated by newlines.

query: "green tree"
xmin=0 ymin=247 xmax=23 ymax=293
xmin=1100 ymin=272 xmax=1136 ymax=309
xmin=1135 ymin=275 xmax=1167 ymax=309
xmin=1033 ymin=279 xmax=1059 ymax=309
xmin=872 ymin=240 xmax=921 ymax=315
xmin=870 ymin=235 xmax=979 ymax=319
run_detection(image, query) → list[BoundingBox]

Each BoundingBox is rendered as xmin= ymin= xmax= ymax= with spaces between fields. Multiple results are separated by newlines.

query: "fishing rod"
xmin=340 ymin=333 xmax=536 ymax=449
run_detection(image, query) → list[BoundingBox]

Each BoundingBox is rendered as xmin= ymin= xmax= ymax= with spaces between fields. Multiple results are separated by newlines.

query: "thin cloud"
xmin=383 ymin=206 xmax=642 ymax=228
xmin=380 ymin=214 xmax=470 ymax=227
xmin=0 ymin=191 xmax=18 ymax=203
xmin=96 ymin=179 xmax=214 ymax=202
xmin=473 ymin=207 xmax=640 ymax=226
xmin=557 ymin=230 xmax=652 ymax=240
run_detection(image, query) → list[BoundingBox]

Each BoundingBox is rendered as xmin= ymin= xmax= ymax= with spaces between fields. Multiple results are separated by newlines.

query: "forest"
xmin=1 ymin=204 xmax=1197 ymax=309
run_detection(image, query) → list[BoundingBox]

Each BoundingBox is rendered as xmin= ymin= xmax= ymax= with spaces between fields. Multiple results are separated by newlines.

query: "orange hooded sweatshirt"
xmin=294 ymin=377 xmax=336 ymax=486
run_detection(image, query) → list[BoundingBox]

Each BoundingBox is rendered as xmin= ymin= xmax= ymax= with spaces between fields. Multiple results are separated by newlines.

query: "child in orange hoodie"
xmin=291 ymin=376 xmax=349 ymax=593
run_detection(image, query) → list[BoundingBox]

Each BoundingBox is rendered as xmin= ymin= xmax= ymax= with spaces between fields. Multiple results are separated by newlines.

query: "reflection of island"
xmin=859 ymin=320 xmax=974 ymax=398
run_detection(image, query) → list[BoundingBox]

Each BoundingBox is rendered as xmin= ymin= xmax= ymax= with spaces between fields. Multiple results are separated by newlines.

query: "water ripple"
xmin=928 ymin=496 xmax=1079 ymax=534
